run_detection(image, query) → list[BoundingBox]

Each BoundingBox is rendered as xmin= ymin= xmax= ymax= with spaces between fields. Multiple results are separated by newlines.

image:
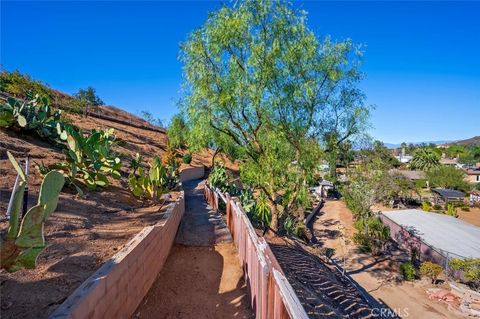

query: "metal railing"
xmin=204 ymin=183 xmax=309 ymax=319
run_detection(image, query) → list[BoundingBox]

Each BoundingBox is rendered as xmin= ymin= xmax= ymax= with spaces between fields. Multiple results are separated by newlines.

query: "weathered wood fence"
xmin=204 ymin=184 xmax=309 ymax=319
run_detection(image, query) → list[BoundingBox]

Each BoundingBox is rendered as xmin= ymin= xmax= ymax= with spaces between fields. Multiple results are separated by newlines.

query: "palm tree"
xmin=410 ymin=148 xmax=440 ymax=171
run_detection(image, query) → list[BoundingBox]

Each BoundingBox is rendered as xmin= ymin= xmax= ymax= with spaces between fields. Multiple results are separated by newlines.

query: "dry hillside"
xmin=0 ymin=101 xmax=209 ymax=318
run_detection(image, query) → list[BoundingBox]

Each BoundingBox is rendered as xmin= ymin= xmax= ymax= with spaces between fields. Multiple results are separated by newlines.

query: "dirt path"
xmin=133 ymin=179 xmax=253 ymax=319
xmin=312 ymin=200 xmax=466 ymax=319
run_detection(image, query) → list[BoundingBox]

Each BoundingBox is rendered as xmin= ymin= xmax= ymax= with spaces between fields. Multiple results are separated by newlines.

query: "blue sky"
xmin=1 ymin=1 xmax=479 ymax=144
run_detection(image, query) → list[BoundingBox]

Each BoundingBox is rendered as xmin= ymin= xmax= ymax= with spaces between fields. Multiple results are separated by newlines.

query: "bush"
xmin=283 ymin=216 xmax=305 ymax=238
xmin=433 ymin=204 xmax=442 ymax=211
xmin=182 ymin=153 xmax=192 ymax=164
xmin=461 ymin=206 xmax=470 ymax=212
xmin=420 ymin=261 xmax=443 ymax=284
xmin=421 ymin=202 xmax=432 ymax=212
xmin=427 ymin=166 xmax=471 ymax=193
xmin=449 ymin=258 xmax=480 ymax=290
xmin=208 ymin=164 xmax=228 ymax=189
xmin=446 ymin=203 xmax=457 ymax=217
xmin=415 ymin=179 xmax=427 ymax=189
xmin=353 ymin=217 xmax=390 ymax=255
xmin=400 ymin=262 xmax=416 ymax=281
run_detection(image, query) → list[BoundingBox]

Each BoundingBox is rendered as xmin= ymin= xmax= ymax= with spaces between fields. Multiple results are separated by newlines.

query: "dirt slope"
xmin=0 ymin=103 xmax=185 ymax=318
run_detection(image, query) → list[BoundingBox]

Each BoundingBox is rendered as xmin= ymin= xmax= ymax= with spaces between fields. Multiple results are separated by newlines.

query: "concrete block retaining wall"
xmin=50 ymin=193 xmax=185 ymax=319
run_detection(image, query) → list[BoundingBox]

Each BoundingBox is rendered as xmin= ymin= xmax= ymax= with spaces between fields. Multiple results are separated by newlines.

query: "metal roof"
xmin=432 ymin=188 xmax=465 ymax=198
xmin=383 ymin=209 xmax=480 ymax=258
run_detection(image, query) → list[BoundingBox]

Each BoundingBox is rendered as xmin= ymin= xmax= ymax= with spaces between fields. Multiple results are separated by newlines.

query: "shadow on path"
xmin=133 ymin=179 xmax=253 ymax=319
xmin=175 ymin=179 xmax=232 ymax=246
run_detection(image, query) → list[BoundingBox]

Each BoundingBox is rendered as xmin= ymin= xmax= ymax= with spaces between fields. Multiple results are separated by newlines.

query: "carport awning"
xmin=432 ymin=188 xmax=465 ymax=199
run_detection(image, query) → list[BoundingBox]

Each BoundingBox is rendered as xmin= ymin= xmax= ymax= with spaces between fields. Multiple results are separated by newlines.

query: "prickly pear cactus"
xmin=1 ymin=152 xmax=65 ymax=272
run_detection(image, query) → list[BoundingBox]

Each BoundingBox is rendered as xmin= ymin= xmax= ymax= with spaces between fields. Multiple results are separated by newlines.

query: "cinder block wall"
xmin=50 ymin=193 xmax=185 ymax=319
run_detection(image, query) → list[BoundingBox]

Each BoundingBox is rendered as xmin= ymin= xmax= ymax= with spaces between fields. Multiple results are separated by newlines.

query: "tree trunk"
xmin=211 ymin=147 xmax=221 ymax=168
xmin=329 ymin=151 xmax=338 ymax=184
xmin=269 ymin=201 xmax=278 ymax=233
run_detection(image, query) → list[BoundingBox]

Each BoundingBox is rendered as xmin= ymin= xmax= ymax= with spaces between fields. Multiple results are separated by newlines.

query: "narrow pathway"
xmin=133 ymin=179 xmax=253 ymax=319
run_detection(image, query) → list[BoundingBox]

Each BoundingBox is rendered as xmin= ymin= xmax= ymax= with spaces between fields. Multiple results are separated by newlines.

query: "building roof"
xmin=382 ymin=209 xmax=480 ymax=258
xmin=389 ymin=169 xmax=425 ymax=180
xmin=440 ymin=158 xmax=458 ymax=165
xmin=466 ymin=169 xmax=480 ymax=175
xmin=432 ymin=188 xmax=465 ymax=198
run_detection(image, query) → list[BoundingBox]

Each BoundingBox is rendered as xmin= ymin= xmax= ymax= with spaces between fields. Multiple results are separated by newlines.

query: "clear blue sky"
xmin=2 ymin=1 xmax=479 ymax=144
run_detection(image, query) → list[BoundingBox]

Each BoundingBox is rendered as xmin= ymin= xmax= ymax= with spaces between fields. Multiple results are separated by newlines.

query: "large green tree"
xmin=180 ymin=0 xmax=370 ymax=231
xmin=427 ymin=166 xmax=470 ymax=192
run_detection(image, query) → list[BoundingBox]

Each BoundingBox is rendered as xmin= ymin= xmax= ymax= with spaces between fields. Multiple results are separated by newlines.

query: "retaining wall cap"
xmin=49 ymin=189 xmax=185 ymax=319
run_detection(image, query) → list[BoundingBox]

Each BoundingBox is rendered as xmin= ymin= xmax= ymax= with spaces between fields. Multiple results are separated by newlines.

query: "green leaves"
xmin=42 ymin=126 xmax=123 ymax=195
xmin=0 ymin=94 xmax=71 ymax=146
xmin=180 ymin=0 xmax=370 ymax=230
xmin=1 ymin=156 xmax=65 ymax=272
xmin=128 ymin=155 xmax=179 ymax=200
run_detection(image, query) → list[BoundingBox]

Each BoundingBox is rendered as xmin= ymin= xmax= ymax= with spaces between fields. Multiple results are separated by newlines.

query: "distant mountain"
xmin=384 ymin=140 xmax=451 ymax=149
xmin=443 ymin=136 xmax=480 ymax=146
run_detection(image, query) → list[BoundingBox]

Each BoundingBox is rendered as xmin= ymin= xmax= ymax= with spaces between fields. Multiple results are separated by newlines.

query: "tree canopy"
xmin=179 ymin=0 xmax=371 ymax=230
xmin=410 ymin=148 xmax=440 ymax=171
xmin=73 ymin=87 xmax=104 ymax=107
xmin=427 ymin=166 xmax=470 ymax=192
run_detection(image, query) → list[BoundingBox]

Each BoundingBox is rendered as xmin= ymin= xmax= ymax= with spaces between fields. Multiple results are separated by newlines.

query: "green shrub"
xmin=41 ymin=127 xmax=122 ymax=195
xmin=182 ymin=153 xmax=192 ymax=164
xmin=415 ymin=179 xmax=427 ymax=189
xmin=449 ymin=258 xmax=480 ymax=289
xmin=400 ymin=262 xmax=416 ymax=281
xmin=208 ymin=164 xmax=228 ymax=190
xmin=420 ymin=261 xmax=443 ymax=284
xmin=353 ymin=232 xmax=371 ymax=252
xmin=128 ymin=155 xmax=179 ymax=200
xmin=0 ymin=70 xmax=53 ymax=100
xmin=446 ymin=203 xmax=457 ymax=217
xmin=433 ymin=204 xmax=442 ymax=211
xmin=254 ymin=192 xmax=272 ymax=229
xmin=283 ymin=216 xmax=305 ymax=237
xmin=421 ymin=202 xmax=432 ymax=212
xmin=353 ymin=217 xmax=390 ymax=255
xmin=0 ymin=94 xmax=69 ymax=146
xmin=461 ymin=206 xmax=470 ymax=212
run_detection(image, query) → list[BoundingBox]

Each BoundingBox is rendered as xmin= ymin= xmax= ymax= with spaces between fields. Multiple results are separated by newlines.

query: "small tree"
xmin=73 ymin=87 xmax=104 ymax=117
xmin=420 ymin=261 xmax=443 ymax=284
xmin=179 ymin=0 xmax=370 ymax=231
xmin=140 ymin=111 xmax=163 ymax=127
xmin=167 ymin=113 xmax=188 ymax=149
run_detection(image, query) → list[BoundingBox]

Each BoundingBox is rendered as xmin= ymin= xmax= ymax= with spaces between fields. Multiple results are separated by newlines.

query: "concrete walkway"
xmin=175 ymin=179 xmax=232 ymax=246
xmin=132 ymin=179 xmax=253 ymax=319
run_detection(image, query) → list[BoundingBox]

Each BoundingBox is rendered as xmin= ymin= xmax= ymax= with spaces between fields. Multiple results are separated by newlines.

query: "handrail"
xmin=205 ymin=183 xmax=309 ymax=319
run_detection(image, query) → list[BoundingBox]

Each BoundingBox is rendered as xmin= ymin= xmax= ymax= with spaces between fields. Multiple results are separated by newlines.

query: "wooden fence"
xmin=204 ymin=184 xmax=309 ymax=319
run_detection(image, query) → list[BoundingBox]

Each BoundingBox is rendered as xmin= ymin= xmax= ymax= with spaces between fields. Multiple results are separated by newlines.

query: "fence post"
xmin=445 ymin=252 xmax=449 ymax=277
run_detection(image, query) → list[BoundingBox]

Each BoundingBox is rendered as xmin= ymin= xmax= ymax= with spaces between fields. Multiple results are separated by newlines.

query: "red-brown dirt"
xmin=0 ymin=105 xmax=208 ymax=318
xmin=312 ymin=199 xmax=467 ymax=319
xmin=133 ymin=179 xmax=253 ymax=318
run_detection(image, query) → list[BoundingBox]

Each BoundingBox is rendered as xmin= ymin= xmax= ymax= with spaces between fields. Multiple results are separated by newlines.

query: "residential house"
xmin=465 ymin=168 xmax=480 ymax=184
xmin=432 ymin=188 xmax=465 ymax=205
xmin=389 ymin=169 xmax=425 ymax=181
